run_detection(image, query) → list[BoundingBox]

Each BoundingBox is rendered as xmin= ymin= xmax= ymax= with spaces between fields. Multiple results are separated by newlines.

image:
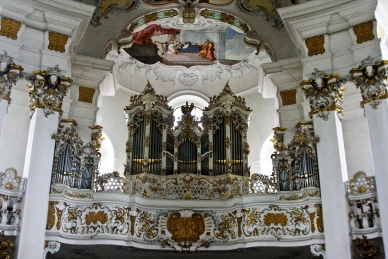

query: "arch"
xmin=258 ymin=134 xmax=275 ymax=176
xmin=99 ymin=132 xmax=115 ymax=174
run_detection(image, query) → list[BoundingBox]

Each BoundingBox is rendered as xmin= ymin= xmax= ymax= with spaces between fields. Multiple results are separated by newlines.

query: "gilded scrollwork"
xmin=61 ymin=203 xmax=131 ymax=236
xmin=46 ymin=201 xmax=58 ymax=230
xmin=51 ymin=201 xmax=324 ymax=250
xmin=0 ymin=51 xmax=23 ymax=101
xmin=300 ymin=68 xmax=347 ymax=121
xmin=26 ymin=65 xmax=73 ymax=117
xmin=350 ymin=56 xmax=388 ymax=109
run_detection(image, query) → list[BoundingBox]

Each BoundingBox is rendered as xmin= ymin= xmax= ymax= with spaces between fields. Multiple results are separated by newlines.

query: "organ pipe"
xmin=124 ymin=81 xmax=251 ymax=177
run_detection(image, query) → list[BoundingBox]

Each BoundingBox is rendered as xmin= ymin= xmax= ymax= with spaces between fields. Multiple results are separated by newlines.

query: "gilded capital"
xmin=349 ymin=56 xmax=388 ymax=109
xmin=26 ymin=65 xmax=72 ymax=117
xmin=0 ymin=51 xmax=24 ymax=102
xmin=300 ymin=69 xmax=347 ymax=121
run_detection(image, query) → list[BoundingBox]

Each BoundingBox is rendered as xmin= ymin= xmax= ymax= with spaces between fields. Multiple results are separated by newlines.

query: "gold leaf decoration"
xmin=353 ymin=21 xmax=375 ymax=44
xmin=315 ymin=204 xmax=324 ymax=233
xmin=263 ymin=213 xmax=287 ymax=227
xmin=280 ymin=89 xmax=297 ymax=106
xmin=85 ymin=211 xmax=108 ymax=225
xmin=78 ymin=86 xmax=95 ymax=103
xmin=48 ymin=32 xmax=68 ymax=53
xmin=46 ymin=201 xmax=58 ymax=230
xmin=0 ymin=17 xmax=21 ymax=40
xmin=167 ymin=213 xmax=205 ymax=243
xmin=305 ymin=36 xmax=325 ymax=56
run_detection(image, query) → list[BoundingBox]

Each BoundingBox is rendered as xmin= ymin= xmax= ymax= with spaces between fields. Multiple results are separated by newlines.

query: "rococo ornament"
xmin=349 ymin=56 xmax=388 ymax=109
xmin=26 ymin=65 xmax=73 ymax=117
xmin=0 ymin=51 xmax=24 ymax=102
xmin=300 ymin=68 xmax=347 ymax=121
xmin=0 ymin=231 xmax=13 ymax=259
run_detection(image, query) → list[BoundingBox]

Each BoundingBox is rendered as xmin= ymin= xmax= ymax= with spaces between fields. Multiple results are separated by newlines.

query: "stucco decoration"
xmin=0 ymin=51 xmax=23 ymax=102
xmin=108 ymin=51 xmax=265 ymax=87
xmin=90 ymin=0 xmax=139 ymax=27
xmin=236 ymin=0 xmax=283 ymax=30
xmin=50 ymin=201 xmax=323 ymax=251
xmin=0 ymin=17 xmax=21 ymax=40
xmin=26 ymin=65 xmax=73 ymax=117
xmin=310 ymin=244 xmax=326 ymax=259
xmin=349 ymin=56 xmax=388 ymax=109
xmin=300 ymin=69 xmax=347 ymax=121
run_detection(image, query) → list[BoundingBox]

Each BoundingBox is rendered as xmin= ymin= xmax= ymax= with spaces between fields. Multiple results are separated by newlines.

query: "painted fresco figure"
xmin=197 ymin=40 xmax=216 ymax=60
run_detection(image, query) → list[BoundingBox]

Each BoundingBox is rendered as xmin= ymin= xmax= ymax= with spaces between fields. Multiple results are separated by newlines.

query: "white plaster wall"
xmin=0 ymin=79 xmax=31 ymax=175
xmin=97 ymin=86 xmax=131 ymax=174
xmin=342 ymin=116 xmax=375 ymax=178
xmin=241 ymin=90 xmax=278 ymax=175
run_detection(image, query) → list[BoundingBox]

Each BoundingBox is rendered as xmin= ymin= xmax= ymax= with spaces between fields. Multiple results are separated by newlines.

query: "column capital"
xmin=350 ymin=56 xmax=388 ymax=109
xmin=0 ymin=51 xmax=24 ymax=102
xmin=26 ymin=65 xmax=72 ymax=117
xmin=300 ymin=68 xmax=347 ymax=121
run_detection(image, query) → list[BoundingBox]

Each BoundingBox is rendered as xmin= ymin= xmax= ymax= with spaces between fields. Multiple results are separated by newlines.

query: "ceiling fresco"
xmin=74 ymin=0 xmax=299 ymax=87
xmin=122 ymin=23 xmax=257 ymax=67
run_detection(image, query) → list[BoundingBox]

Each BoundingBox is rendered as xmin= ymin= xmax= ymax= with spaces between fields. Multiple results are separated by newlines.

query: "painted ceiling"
xmin=74 ymin=0 xmax=299 ymax=96
xmin=75 ymin=0 xmax=298 ymax=60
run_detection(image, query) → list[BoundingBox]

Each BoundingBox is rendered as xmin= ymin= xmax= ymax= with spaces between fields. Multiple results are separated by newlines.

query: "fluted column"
xmin=16 ymin=65 xmax=71 ymax=259
xmin=301 ymin=69 xmax=352 ymax=259
xmin=0 ymin=51 xmax=23 ymax=146
xmin=350 ymin=56 xmax=388 ymax=253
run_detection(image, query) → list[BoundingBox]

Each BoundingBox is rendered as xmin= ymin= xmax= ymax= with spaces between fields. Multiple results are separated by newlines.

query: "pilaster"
xmin=350 ymin=56 xmax=388 ymax=253
xmin=16 ymin=65 xmax=72 ymax=259
xmin=301 ymin=69 xmax=352 ymax=259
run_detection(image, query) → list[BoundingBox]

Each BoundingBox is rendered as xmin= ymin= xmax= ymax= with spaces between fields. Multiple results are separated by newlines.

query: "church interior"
xmin=0 ymin=0 xmax=388 ymax=258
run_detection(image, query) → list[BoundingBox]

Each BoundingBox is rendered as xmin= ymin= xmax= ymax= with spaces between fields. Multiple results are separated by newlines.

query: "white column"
xmin=365 ymin=100 xmax=388 ymax=253
xmin=0 ymin=100 xmax=8 ymax=146
xmin=16 ymin=109 xmax=59 ymax=259
xmin=313 ymin=113 xmax=352 ymax=259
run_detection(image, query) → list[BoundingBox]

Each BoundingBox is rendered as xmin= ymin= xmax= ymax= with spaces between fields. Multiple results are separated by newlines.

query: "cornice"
xmin=278 ymin=0 xmax=378 ymax=49
xmin=0 ymin=0 xmax=95 ymax=46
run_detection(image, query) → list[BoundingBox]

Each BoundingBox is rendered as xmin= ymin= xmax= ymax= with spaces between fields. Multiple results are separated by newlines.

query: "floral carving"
xmin=300 ymin=68 xmax=347 ymax=121
xmin=26 ymin=65 xmax=73 ymax=117
xmin=350 ymin=56 xmax=388 ymax=109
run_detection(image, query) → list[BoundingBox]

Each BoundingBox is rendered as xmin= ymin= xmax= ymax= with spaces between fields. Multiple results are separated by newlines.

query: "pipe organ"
xmin=124 ymin=81 xmax=251 ymax=176
xmin=271 ymin=123 xmax=320 ymax=191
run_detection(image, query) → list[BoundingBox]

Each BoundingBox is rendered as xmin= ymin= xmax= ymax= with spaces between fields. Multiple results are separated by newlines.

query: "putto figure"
xmin=0 ymin=51 xmax=24 ymax=101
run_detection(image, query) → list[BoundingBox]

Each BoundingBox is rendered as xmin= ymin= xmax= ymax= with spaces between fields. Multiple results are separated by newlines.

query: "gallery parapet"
xmin=0 ymin=168 xmax=26 ymax=236
xmin=346 ymin=171 xmax=380 ymax=239
xmin=94 ymin=172 xmax=275 ymax=199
